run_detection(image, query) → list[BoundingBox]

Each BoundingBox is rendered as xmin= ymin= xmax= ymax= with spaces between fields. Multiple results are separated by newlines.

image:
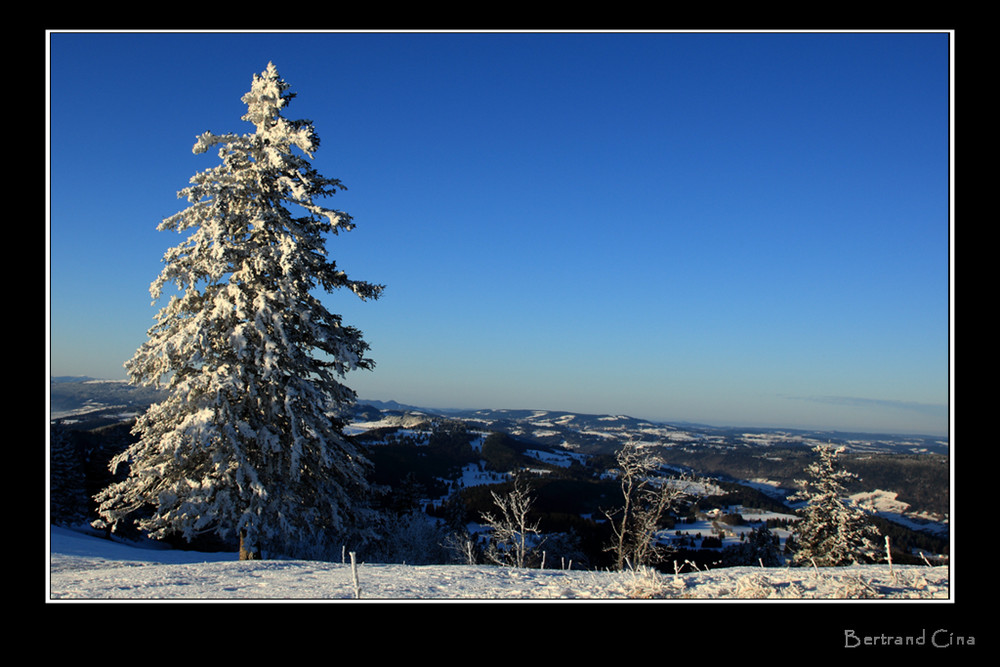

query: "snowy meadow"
xmin=48 ymin=526 xmax=949 ymax=601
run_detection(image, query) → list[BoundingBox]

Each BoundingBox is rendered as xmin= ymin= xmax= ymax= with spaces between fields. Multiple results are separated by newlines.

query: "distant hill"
xmin=49 ymin=379 xmax=948 ymax=454
xmin=357 ymin=398 xmax=433 ymax=413
xmin=49 ymin=377 xmax=166 ymax=424
xmin=49 ymin=378 xmax=950 ymax=565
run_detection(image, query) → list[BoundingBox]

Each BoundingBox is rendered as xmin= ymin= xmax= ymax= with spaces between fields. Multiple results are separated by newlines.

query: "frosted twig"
xmin=885 ymin=536 xmax=895 ymax=581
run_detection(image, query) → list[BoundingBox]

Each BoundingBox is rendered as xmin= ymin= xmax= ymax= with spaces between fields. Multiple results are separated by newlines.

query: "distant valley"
xmin=49 ymin=377 xmax=950 ymax=567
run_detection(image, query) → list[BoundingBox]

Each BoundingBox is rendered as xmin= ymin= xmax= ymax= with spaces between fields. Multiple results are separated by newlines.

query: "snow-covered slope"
xmin=48 ymin=526 xmax=949 ymax=601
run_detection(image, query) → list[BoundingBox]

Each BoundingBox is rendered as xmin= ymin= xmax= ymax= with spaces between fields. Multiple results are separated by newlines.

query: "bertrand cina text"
xmin=844 ymin=629 xmax=975 ymax=648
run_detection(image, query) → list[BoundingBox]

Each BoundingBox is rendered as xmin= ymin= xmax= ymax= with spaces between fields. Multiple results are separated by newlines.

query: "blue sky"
xmin=48 ymin=31 xmax=951 ymax=436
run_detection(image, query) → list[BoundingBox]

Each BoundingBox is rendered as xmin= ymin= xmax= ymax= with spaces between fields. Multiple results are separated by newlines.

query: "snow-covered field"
xmin=48 ymin=526 xmax=950 ymax=601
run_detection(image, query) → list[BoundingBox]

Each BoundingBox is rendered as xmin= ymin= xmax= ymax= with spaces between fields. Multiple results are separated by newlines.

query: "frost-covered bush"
xmin=604 ymin=439 xmax=688 ymax=571
xmin=621 ymin=565 xmax=674 ymax=599
xmin=481 ymin=475 xmax=544 ymax=568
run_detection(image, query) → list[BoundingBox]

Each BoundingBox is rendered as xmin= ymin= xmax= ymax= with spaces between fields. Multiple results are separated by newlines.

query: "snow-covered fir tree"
xmin=94 ymin=63 xmax=383 ymax=560
xmin=790 ymin=444 xmax=881 ymax=567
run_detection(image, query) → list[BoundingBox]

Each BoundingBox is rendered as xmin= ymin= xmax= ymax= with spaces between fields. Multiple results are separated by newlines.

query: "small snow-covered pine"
xmin=94 ymin=63 xmax=383 ymax=560
xmin=790 ymin=444 xmax=882 ymax=567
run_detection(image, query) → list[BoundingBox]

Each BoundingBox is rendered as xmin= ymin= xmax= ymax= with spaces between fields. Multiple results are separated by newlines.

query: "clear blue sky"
xmin=48 ymin=31 xmax=951 ymax=436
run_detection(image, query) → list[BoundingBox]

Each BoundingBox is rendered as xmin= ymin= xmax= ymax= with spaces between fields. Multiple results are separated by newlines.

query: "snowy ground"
xmin=48 ymin=526 xmax=950 ymax=601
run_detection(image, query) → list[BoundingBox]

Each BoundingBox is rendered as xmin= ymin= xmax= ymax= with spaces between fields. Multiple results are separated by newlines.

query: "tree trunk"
xmin=239 ymin=530 xmax=261 ymax=560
